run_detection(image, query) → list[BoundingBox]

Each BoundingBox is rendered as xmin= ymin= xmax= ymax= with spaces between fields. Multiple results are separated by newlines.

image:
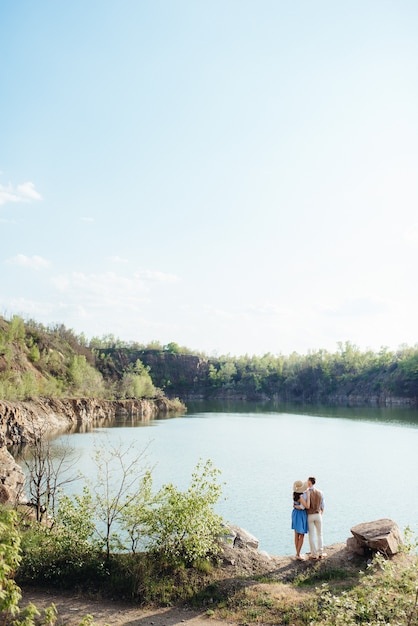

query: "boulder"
xmin=346 ymin=535 xmax=366 ymax=556
xmin=229 ymin=525 xmax=259 ymax=550
xmin=349 ymin=519 xmax=403 ymax=556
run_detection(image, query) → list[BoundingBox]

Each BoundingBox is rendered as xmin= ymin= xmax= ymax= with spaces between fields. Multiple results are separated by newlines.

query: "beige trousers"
xmin=308 ymin=512 xmax=323 ymax=557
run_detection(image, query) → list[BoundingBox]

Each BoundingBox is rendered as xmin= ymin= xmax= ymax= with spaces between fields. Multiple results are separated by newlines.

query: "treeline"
xmin=95 ymin=339 xmax=418 ymax=402
xmin=1 ymin=315 xmax=418 ymax=403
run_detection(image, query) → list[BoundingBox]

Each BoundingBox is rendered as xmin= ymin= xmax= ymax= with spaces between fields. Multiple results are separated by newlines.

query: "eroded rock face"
xmin=0 ymin=397 xmax=181 ymax=448
xmin=0 ymin=447 xmax=25 ymax=503
xmin=0 ymin=397 xmax=184 ymax=504
xmin=348 ymin=519 xmax=403 ymax=556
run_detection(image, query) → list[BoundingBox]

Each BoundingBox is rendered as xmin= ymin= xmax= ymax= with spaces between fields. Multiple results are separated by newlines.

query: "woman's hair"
xmin=293 ymin=491 xmax=302 ymax=502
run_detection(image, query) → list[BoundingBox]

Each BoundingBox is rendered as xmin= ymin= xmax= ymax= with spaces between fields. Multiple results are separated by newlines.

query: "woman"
xmin=291 ymin=479 xmax=310 ymax=560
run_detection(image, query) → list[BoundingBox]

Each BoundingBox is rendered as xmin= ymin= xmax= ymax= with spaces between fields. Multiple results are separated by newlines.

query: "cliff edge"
xmin=0 ymin=396 xmax=185 ymax=502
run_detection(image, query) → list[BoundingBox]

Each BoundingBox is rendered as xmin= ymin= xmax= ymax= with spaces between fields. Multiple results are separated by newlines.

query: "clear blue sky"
xmin=1 ymin=1 xmax=418 ymax=357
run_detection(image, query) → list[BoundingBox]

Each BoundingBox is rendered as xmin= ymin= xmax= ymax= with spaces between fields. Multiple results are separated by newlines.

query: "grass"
xmin=210 ymin=549 xmax=418 ymax=625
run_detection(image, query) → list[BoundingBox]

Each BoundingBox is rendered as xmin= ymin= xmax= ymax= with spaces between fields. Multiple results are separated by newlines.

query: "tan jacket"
xmin=306 ymin=488 xmax=323 ymax=515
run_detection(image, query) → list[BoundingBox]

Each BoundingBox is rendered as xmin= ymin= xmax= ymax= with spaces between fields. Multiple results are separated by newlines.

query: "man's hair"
xmin=308 ymin=476 xmax=316 ymax=485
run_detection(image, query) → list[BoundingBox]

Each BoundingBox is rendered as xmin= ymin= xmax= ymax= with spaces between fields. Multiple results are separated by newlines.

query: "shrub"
xmin=144 ymin=459 xmax=225 ymax=565
xmin=317 ymin=547 xmax=418 ymax=625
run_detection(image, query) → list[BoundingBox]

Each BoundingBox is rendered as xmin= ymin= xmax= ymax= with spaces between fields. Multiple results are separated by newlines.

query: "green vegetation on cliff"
xmin=1 ymin=314 xmax=418 ymax=403
xmin=96 ymin=340 xmax=418 ymax=404
xmin=0 ymin=316 xmax=157 ymax=401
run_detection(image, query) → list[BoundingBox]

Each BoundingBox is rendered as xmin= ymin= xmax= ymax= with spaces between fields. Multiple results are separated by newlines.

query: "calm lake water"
xmin=27 ymin=401 xmax=418 ymax=557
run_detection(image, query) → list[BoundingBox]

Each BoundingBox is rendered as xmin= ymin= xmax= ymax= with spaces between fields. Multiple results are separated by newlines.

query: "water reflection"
xmin=186 ymin=400 xmax=418 ymax=427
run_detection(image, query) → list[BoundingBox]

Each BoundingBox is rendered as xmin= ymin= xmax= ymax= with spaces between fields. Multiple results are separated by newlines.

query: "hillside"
xmin=0 ymin=316 xmax=158 ymax=401
xmin=96 ymin=344 xmax=418 ymax=406
xmin=1 ymin=315 xmax=418 ymax=405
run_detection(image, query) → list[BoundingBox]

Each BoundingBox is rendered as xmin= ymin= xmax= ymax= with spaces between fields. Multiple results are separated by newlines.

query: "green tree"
xmin=67 ymin=355 xmax=106 ymax=397
xmin=7 ymin=315 xmax=25 ymax=344
xmin=119 ymin=359 xmax=156 ymax=398
xmin=119 ymin=470 xmax=156 ymax=554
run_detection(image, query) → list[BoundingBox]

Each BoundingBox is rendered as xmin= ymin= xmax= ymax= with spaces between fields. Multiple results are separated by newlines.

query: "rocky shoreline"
xmin=0 ymin=396 xmax=185 ymax=502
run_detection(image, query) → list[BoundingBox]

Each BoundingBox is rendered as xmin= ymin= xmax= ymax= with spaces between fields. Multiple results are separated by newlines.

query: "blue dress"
xmin=291 ymin=502 xmax=308 ymax=534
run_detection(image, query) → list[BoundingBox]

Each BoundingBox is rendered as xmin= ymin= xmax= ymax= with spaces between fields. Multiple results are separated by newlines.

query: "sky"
xmin=1 ymin=1 xmax=418 ymax=357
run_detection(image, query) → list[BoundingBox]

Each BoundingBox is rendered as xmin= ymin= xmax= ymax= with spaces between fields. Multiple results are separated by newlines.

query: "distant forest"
xmin=1 ymin=315 xmax=417 ymax=404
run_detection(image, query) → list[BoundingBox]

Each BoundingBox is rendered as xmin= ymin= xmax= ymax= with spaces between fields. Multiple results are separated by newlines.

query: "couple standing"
xmin=291 ymin=476 xmax=325 ymax=561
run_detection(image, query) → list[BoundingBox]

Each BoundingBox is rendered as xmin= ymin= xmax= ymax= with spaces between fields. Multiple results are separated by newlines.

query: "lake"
xmin=25 ymin=401 xmax=418 ymax=557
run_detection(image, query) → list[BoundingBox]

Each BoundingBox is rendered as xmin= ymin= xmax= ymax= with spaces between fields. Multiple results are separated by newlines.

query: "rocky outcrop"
xmin=0 ymin=397 xmax=184 ymax=448
xmin=0 ymin=447 xmax=25 ymax=503
xmin=227 ymin=525 xmax=260 ymax=550
xmin=0 ymin=396 xmax=185 ymax=503
xmin=347 ymin=519 xmax=403 ymax=556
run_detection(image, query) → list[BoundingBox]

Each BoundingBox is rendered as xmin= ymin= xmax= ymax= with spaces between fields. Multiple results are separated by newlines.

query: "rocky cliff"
xmin=0 ymin=396 xmax=185 ymax=503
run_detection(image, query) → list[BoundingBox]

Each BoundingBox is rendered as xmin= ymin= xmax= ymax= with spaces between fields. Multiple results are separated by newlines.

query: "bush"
xmin=144 ymin=459 xmax=225 ymax=565
xmin=17 ymin=520 xmax=105 ymax=588
xmin=317 ymin=543 xmax=418 ymax=625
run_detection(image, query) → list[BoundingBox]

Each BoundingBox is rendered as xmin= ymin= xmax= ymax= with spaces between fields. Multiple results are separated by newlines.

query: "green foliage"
xmin=67 ymin=355 xmax=106 ymax=397
xmin=7 ymin=315 xmax=26 ymax=344
xmin=119 ymin=471 xmax=156 ymax=554
xmin=316 ymin=538 xmax=418 ymax=626
xmin=18 ymin=520 xmax=103 ymax=587
xmin=119 ymin=359 xmax=156 ymax=398
xmin=15 ymin=451 xmax=226 ymax=608
xmin=0 ymin=508 xmax=22 ymax=619
xmin=3 ymin=313 xmax=418 ymax=402
xmin=144 ymin=459 xmax=225 ymax=565
xmin=0 ymin=508 xmax=62 ymax=626
xmin=57 ymin=487 xmax=97 ymax=544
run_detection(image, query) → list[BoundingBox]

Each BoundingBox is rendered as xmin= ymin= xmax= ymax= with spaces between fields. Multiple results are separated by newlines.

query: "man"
xmin=306 ymin=476 xmax=326 ymax=560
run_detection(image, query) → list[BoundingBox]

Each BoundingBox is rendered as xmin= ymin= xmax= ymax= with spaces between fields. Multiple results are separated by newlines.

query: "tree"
xmin=21 ymin=423 xmax=81 ymax=522
xmin=86 ymin=439 xmax=151 ymax=559
xmin=119 ymin=470 xmax=156 ymax=554
xmin=119 ymin=359 xmax=156 ymax=398
xmin=67 ymin=355 xmax=106 ymax=397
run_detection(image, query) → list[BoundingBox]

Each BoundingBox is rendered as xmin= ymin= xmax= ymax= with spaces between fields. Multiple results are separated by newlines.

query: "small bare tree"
xmin=87 ymin=437 xmax=152 ymax=558
xmin=20 ymin=420 xmax=81 ymax=522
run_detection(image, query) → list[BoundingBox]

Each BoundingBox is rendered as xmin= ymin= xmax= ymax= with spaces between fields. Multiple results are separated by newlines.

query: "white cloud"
xmin=81 ymin=216 xmax=94 ymax=222
xmin=16 ymin=182 xmax=42 ymax=201
xmin=6 ymin=254 xmax=50 ymax=270
xmin=0 ymin=181 xmax=42 ymax=205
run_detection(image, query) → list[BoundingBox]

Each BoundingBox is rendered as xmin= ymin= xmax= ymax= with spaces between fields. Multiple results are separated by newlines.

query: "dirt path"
xmin=21 ymin=587 xmax=232 ymax=626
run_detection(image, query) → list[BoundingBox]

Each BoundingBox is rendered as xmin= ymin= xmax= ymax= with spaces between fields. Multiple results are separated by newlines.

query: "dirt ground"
xmin=20 ymin=543 xmax=354 ymax=626
xmin=20 ymin=589 xmax=231 ymax=626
